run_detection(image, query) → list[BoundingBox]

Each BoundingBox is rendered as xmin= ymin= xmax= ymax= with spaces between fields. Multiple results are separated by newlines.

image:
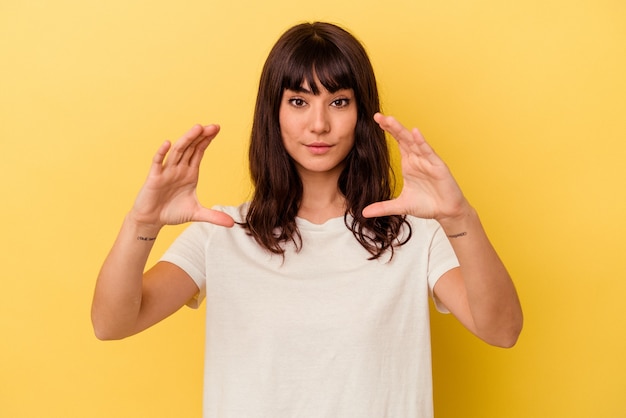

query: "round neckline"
xmin=295 ymin=214 xmax=351 ymax=230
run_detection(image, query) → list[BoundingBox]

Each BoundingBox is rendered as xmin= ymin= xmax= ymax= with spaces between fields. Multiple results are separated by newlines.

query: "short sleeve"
xmin=160 ymin=222 xmax=212 ymax=309
xmin=427 ymin=223 xmax=460 ymax=313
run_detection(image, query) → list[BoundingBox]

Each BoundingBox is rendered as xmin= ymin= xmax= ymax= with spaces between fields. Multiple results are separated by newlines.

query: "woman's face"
xmin=279 ymin=77 xmax=357 ymax=180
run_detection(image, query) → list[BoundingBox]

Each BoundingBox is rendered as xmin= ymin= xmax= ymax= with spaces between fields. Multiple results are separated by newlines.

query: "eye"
xmin=331 ymin=98 xmax=351 ymax=108
xmin=288 ymin=97 xmax=307 ymax=107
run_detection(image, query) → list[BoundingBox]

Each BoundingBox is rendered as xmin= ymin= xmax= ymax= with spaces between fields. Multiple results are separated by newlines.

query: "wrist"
xmin=125 ymin=211 xmax=163 ymax=238
xmin=437 ymin=203 xmax=477 ymax=236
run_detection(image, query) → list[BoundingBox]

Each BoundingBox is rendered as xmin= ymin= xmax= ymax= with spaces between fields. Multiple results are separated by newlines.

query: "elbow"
xmin=485 ymin=317 xmax=524 ymax=349
xmin=92 ymin=323 xmax=131 ymax=341
xmin=92 ymin=318 xmax=121 ymax=341
xmin=91 ymin=308 xmax=131 ymax=341
xmin=491 ymin=330 xmax=521 ymax=348
xmin=92 ymin=324 xmax=121 ymax=341
xmin=474 ymin=307 xmax=524 ymax=348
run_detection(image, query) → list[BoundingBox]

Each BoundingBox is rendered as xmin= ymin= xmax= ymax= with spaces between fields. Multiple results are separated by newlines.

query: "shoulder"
xmin=403 ymin=215 xmax=446 ymax=241
xmin=398 ymin=216 xmax=454 ymax=261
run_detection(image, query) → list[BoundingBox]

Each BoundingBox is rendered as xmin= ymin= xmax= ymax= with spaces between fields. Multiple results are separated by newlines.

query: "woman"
xmin=92 ymin=22 xmax=522 ymax=418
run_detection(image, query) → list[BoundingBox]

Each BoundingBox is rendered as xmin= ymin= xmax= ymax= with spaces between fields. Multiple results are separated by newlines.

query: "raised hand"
xmin=129 ymin=124 xmax=234 ymax=229
xmin=363 ymin=113 xmax=470 ymax=222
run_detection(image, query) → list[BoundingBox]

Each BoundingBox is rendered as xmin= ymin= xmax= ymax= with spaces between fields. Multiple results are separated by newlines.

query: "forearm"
xmin=439 ymin=206 xmax=523 ymax=347
xmin=91 ymin=213 xmax=162 ymax=340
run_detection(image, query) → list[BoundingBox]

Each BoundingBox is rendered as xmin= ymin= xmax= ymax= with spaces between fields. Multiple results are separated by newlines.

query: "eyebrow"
xmin=289 ymin=86 xmax=313 ymax=94
xmin=287 ymin=86 xmax=352 ymax=95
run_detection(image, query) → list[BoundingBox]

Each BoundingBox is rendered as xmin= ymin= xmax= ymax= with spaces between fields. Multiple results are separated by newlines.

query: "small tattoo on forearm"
xmin=447 ymin=232 xmax=467 ymax=239
xmin=137 ymin=236 xmax=157 ymax=241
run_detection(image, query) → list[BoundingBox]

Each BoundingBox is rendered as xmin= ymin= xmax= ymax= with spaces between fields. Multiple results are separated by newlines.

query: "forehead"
xmin=279 ymin=37 xmax=355 ymax=94
xmin=283 ymin=63 xmax=353 ymax=96
xmin=289 ymin=77 xmax=354 ymax=96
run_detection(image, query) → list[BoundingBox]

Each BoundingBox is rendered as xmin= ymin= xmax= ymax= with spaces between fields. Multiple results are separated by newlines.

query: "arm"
xmin=91 ymin=124 xmax=234 ymax=340
xmin=434 ymin=208 xmax=522 ymax=348
xmin=363 ymin=113 xmax=522 ymax=348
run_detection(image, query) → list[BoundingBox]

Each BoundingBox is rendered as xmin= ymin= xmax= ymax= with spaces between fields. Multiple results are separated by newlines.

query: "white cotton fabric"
xmin=161 ymin=204 xmax=459 ymax=418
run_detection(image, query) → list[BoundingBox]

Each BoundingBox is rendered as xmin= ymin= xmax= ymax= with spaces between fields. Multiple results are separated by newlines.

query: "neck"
xmin=297 ymin=169 xmax=346 ymax=224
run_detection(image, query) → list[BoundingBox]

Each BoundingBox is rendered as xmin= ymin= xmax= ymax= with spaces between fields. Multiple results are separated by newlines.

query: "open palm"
xmin=363 ymin=113 xmax=469 ymax=221
xmin=130 ymin=124 xmax=234 ymax=229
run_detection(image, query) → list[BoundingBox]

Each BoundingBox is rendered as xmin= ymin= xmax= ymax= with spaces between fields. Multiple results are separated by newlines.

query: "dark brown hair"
xmin=242 ymin=22 xmax=410 ymax=260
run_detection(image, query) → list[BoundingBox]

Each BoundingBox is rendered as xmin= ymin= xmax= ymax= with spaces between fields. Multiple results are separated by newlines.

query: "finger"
xmin=374 ymin=113 xmax=418 ymax=156
xmin=362 ymin=199 xmax=405 ymax=218
xmin=375 ymin=113 xmax=440 ymax=164
xmin=194 ymin=208 xmax=235 ymax=228
xmin=149 ymin=140 xmax=172 ymax=176
xmin=165 ymin=124 xmax=205 ymax=166
xmin=411 ymin=128 xmax=436 ymax=161
xmin=188 ymin=125 xmax=220 ymax=168
xmin=177 ymin=124 xmax=220 ymax=166
xmin=374 ymin=112 xmax=408 ymax=135
xmin=201 ymin=124 xmax=220 ymax=139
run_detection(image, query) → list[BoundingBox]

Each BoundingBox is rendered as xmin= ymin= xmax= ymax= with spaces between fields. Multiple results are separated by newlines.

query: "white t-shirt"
xmin=161 ymin=204 xmax=459 ymax=418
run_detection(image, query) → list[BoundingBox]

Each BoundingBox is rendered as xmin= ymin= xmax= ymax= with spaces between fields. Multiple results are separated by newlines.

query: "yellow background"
xmin=1 ymin=0 xmax=625 ymax=417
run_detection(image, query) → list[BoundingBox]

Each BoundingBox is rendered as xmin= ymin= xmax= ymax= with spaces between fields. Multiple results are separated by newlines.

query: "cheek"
xmin=346 ymin=114 xmax=358 ymax=138
xmin=279 ymin=121 xmax=293 ymax=146
xmin=278 ymin=108 xmax=297 ymax=139
xmin=278 ymin=107 xmax=286 ymax=134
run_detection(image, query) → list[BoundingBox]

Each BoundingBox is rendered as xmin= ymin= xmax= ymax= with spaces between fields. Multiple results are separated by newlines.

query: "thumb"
xmin=193 ymin=207 xmax=235 ymax=228
xmin=362 ymin=199 xmax=404 ymax=218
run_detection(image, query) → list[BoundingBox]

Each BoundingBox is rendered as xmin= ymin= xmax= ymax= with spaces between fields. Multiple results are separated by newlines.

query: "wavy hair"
xmin=242 ymin=22 xmax=411 ymax=260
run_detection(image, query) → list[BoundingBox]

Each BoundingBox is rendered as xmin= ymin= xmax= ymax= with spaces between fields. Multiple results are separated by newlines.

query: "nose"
xmin=308 ymin=105 xmax=330 ymax=134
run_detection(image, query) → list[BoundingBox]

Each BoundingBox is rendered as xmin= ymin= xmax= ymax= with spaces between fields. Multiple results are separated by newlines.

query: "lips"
xmin=305 ymin=142 xmax=333 ymax=155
